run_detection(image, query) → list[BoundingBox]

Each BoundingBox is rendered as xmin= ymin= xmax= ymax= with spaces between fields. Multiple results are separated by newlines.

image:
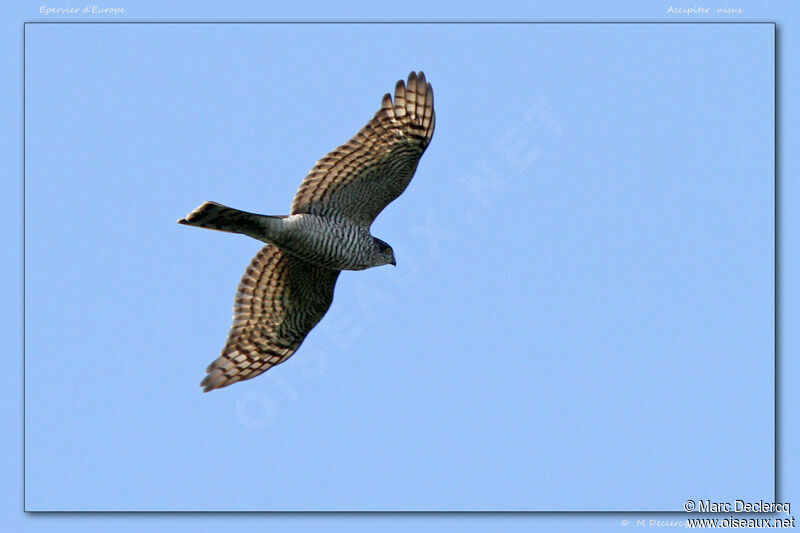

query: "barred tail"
xmin=177 ymin=201 xmax=281 ymax=239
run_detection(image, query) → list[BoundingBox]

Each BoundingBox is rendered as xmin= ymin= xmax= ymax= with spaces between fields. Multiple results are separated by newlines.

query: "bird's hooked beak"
xmin=390 ymin=258 xmax=396 ymax=267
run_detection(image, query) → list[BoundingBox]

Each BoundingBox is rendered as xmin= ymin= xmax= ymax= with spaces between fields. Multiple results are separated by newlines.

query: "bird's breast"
xmin=269 ymin=214 xmax=373 ymax=270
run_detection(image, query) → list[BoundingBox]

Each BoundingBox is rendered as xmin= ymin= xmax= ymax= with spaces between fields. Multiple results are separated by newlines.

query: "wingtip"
xmin=200 ymin=365 xmax=237 ymax=392
xmin=200 ymin=375 xmax=217 ymax=393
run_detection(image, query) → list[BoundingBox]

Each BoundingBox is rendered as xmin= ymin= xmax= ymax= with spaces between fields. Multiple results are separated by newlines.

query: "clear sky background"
xmin=24 ymin=21 xmax=774 ymax=511
xmin=4 ymin=0 xmax=797 ymax=531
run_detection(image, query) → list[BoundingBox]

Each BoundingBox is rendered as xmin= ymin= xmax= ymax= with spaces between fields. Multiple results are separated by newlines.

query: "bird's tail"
xmin=177 ymin=201 xmax=282 ymax=240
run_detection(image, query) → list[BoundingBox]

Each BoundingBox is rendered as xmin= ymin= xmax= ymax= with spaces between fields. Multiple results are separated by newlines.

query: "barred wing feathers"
xmin=201 ymin=245 xmax=340 ymax=392
xmin=290 ymin=71 xmax=435 ymax=227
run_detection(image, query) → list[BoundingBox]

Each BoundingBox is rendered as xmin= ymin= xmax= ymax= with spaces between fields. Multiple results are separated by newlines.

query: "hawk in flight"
xmin=179 ymin=72 xmax=435 ymax=392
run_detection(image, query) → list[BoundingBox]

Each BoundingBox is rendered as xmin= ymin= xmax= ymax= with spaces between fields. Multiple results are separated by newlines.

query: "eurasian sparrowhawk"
xmin=179 ymin=72 xmax=435 ymax=392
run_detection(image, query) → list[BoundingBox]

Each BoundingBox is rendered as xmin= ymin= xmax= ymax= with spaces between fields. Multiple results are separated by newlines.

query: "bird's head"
xmin=372 ymin=237 xmax=396 ymax=267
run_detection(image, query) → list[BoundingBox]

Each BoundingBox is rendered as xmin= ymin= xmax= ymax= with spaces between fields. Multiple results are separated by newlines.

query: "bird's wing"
xmin=290 ymin=71 xmax=435 ymax=227
xmin=201 ymin=245 xmax=340 ymax=392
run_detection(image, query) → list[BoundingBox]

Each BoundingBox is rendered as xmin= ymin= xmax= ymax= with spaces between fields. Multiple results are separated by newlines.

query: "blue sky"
xmin=5 ymin=0 xmax=799 ymax=531
xmin=24 ymin=21 xmax=774 ymax=511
